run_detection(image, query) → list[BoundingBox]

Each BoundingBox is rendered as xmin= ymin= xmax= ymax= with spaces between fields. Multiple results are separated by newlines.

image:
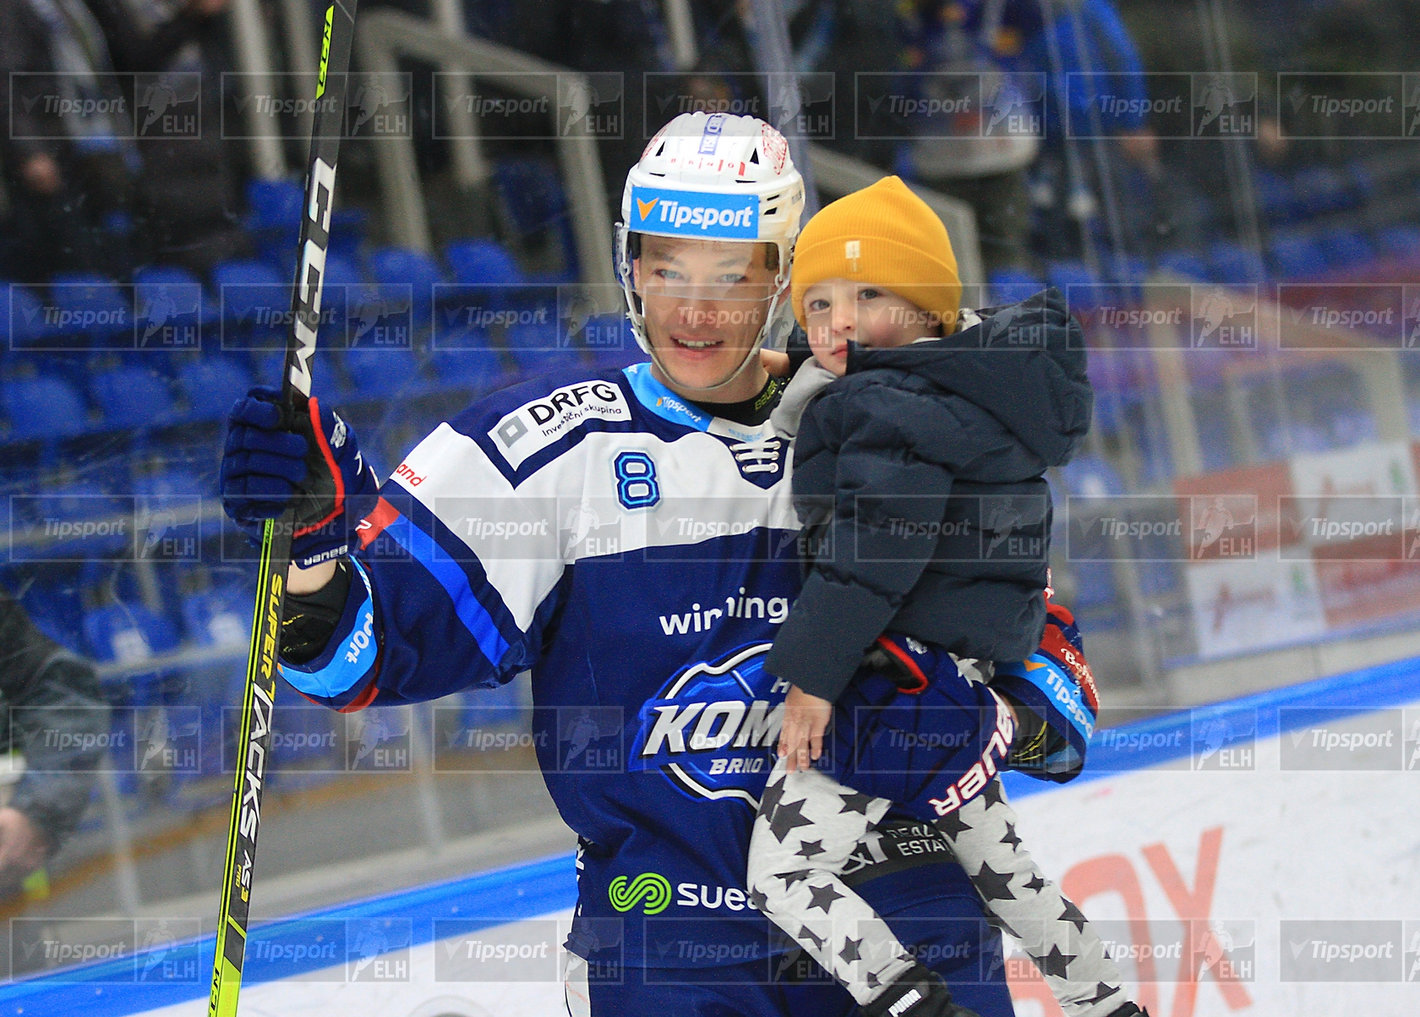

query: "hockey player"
xmin=221 ymin=112 xmax=1023 ymax=1015
xmin=745 ymin=176 xmax=1146 ymax=1017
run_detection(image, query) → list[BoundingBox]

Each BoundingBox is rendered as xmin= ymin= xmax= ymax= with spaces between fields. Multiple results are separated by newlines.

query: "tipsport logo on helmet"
xmin=630 ymin=186 xmax=759 ymax=239
xmin=608 ymin=872 xmax=673 ymax=915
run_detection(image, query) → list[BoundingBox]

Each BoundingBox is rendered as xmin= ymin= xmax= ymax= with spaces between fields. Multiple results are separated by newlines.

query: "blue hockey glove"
xmin=220 ymin=386 xmax=379 ymax=567
xmin=991 ymin=600 xmax=1099 ymax=783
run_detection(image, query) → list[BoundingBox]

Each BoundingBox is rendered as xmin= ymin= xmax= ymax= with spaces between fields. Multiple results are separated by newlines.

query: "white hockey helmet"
xmin=617 ymin=111 xmax=806 ymax=364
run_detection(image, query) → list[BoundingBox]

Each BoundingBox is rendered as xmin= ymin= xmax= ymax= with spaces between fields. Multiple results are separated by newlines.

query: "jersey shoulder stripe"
xmin=371 ymin=502 xmax=513 ymax=670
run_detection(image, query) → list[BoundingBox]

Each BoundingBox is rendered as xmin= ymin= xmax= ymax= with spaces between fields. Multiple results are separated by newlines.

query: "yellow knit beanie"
xmin=791 ymin=175 xmax=960 ymax=334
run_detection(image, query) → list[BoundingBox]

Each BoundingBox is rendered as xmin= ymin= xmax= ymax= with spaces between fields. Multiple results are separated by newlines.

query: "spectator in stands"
xmin=82 ymin=0 xmax=247 ymax=276
xmin=465 ymin=0 xmax=677 ymax=216
xmin=684 ymin=0 xmax=904 ymax=169
xmin=0 ymin=0 xmax=235 ymax=282
xmin=1259 ymin=0 xmax=1420 ymax=167
xmin=902 ymin=0 xmax=1162 ymax=271
xmin=0 ymin=0 xmax=140 ymax=280
xmin=0 ymin=589 xmax=109 ymax=899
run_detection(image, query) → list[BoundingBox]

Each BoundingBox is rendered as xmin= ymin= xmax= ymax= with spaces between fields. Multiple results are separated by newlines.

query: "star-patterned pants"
xmin=748 ymin=647 xmax=1130 ymax=1017
xmin=564 ymin=900 xmax=1014 ymax=1016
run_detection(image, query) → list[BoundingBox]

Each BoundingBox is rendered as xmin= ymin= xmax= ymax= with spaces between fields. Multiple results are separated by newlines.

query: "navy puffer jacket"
xmin=766 ymin=287 xmax=1092 ymax=701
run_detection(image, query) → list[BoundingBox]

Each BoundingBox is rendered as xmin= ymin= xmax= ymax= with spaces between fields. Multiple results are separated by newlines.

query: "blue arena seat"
xmin=133 ymin=265 xmax=216 ymax=356
xmin=368 ymin=246 xmax=445 ymax=327
xmin=211 ymin=259 xmax=288 ymax=355
xmin=89 ymin=364 xmax=180 ymax=431
xmin=211 ymin=258 xmax=287 ymax=316
xmin=1371 ymin=224 xmax=1420 ymax=260
xmin=426 ymin=341 xmax=509 ymax=395
xmin=245 ymin=178 xmax=303 ymax=235
xmin=341 ymin=344 xmax=421 ymax=397
xmin=176 ymin=355 xmax=255 ymax=422
xmin=1318 ymin=229 xmax=1373 ymax=272
xmin=181 ymin=577 xmax=249 ymax=650
xmin=1059 ymin=453 xmax=1126 ymax=498
xmin=491 ymin=157 xmax=579 ymax=282
xmin=1155 ymin=250 xmax=1209 ymax=281
xmin=330 ymin=206 xmax=368 ymax=262
xmin=315 ymin=252 xmax=367 ymax=329
xmin=1292 ymin=164 xmax=1357 ymax=218
xmin=2 ymin=282 xmax=57 ymax=348
xmin=244 ymin=177 xmax=302 ymax=269
xmin=130 ymin=464 xmax=207 ymax=562
xmin=1206 ymin=241 xmax=1266 ymax=287
xmin=1045 ymin=260 xmax=1104 ymax=313
xmin=3 ymin=374 xmax=90 ymax=440
xmin=1268 ymin=232 xmax=1328 ymax=281
xmin=48 ymin=272 xmax=132 ymax=347
xmin=986 ymin=267 xmax=1047 ymax=307
xmin=444 ymin=238 xmax=524 ymax=288
xmin=83 ymin=601 xmax=185 ymax=729
xmin=1252 ymin=167 xmax=1299 ymax=226
xmin=20 ymin=477 xmax=132 ymax=559
xmin=504 ymin=320 xmax=565 ymax=373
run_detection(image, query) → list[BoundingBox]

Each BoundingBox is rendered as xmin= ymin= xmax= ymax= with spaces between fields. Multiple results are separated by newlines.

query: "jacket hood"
xmin=845 ymin=287 xmax=1092 ymax=465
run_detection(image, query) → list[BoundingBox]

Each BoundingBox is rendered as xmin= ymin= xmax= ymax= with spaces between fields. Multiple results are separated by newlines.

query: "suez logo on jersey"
xmin=488 ymin=379 xmax=631 ymax=469
xmin=630 ymin=185 xmax=759 ymax=239
xmin=608 ymin=871 xmax=761 ymax=914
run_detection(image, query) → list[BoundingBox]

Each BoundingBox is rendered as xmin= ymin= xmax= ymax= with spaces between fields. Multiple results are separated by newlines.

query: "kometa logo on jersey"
xmin=630 ymin=185 xmax=759 ymax=239
xmin=629 ymin=643 xmax=785 ymax=805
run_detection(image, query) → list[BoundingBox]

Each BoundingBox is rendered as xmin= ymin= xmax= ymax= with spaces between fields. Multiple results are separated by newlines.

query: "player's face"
xmin=802 ymin=278 xmax=934 ymax=377
xmin=634 ymin=236 xmax=779 ymax=402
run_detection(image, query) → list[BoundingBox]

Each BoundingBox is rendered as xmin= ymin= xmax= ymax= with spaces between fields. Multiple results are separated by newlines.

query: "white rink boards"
xmin=1 ymin=656 xmax=1417 ymax=1017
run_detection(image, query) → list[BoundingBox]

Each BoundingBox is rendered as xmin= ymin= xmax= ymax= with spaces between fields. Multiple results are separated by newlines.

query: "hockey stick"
xmin=209 ymin=3 xmax=358 ymax=1014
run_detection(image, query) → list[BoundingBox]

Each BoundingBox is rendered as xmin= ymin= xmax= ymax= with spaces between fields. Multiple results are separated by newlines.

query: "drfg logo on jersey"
xmin=630 ymin=185 xmax=759 ymax=239
xmin=490 ymin=379 xmax=631 ymax=469
xmin=629 ymin=643 xmax=785 ymax=804
xmin=608 ymin=872 xmax=672 ymax=915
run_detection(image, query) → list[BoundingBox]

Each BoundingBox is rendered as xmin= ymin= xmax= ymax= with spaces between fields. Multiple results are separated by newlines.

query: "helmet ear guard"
xmin=617 ymin=111 xmax=806 ymax=370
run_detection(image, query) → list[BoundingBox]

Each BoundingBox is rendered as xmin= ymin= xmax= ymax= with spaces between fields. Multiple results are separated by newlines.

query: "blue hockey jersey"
xmin=282 ymin=361 xmax=978 ymax=968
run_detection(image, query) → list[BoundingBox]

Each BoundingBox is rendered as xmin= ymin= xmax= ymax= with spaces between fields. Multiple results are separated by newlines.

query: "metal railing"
xmin=352 ymin=10 xmax=617 ymax=300
xmin=345 ymin=9 xmax=984 ymax=289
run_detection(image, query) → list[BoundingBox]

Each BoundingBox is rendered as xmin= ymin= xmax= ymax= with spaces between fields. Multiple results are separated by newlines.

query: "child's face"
xmin=801 ymin=278 xmax=933 ymax=377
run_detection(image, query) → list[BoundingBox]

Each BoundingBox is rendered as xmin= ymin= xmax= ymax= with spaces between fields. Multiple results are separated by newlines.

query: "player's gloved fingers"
xmin=228 ymin=388 xmax=286 ymax=429
xmin=229 ymin=472 xmax=303 ymax=503
xmin=227 ymin=448 xmax=309 ymax=484
xmin=228 ymin=500 xmax=287 ymax=524
xmin=228 ymin=425 xmax=308 ymax=462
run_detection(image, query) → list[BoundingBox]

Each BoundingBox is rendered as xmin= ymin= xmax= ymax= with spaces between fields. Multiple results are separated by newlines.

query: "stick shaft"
xmin=209 ymin=5 xmax=359 ymax=1013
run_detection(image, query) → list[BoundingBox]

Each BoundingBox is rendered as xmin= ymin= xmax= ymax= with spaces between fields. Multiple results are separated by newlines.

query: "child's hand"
xmin=777 ymin=685 xmax=833 ymax=772
xmin=759 ymin=348 xmax=791 ymax=378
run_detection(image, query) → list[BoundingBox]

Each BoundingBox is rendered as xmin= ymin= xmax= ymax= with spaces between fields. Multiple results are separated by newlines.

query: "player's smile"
xmin=634 ymin=235 xmax=780 ymax=402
